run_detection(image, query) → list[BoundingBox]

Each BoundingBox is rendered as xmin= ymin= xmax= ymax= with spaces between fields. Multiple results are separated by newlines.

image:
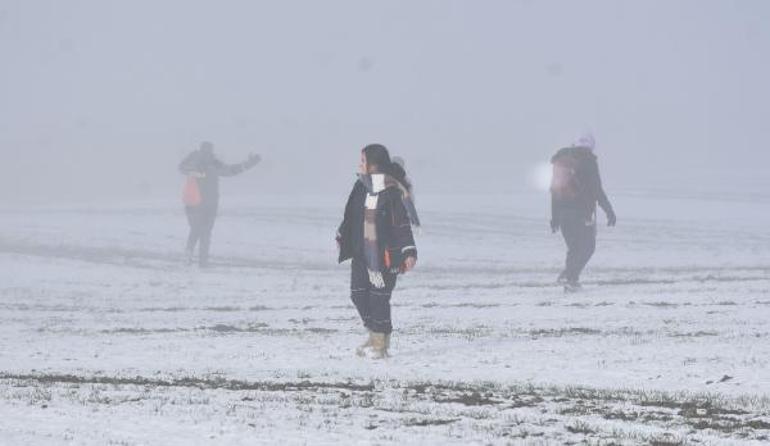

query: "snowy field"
xmin=1 ymin=191 xmax=769 ymax=445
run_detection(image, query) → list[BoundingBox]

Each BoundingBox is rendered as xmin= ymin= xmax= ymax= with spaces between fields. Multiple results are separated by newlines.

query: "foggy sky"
xmin=1 ymin=0 xmax=769 ymax=205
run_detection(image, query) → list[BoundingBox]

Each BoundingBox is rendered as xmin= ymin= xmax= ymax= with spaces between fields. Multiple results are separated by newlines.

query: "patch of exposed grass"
xmin=403 ymin=417 xmax=459 ymax=427
xmin=566 ymin=420 xmax=596 ymax=435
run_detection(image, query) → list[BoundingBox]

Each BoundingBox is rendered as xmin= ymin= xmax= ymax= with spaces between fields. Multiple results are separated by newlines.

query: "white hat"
xmin=572 ymin=133 xmax=595 ymax=150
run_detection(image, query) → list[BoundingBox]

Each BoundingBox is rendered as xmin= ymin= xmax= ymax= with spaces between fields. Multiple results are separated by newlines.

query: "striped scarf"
xmin=358 ymin=173 xmax=420 ymax=288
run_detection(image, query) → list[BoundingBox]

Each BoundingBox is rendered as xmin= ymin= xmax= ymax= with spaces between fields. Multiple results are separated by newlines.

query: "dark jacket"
xmin=337 ymin=181 xmax=418 ymax=268
xmin=550 ymin=147 xmax=614 ymax=221
xmin=179 ymin=150 xmax=256 ymax=207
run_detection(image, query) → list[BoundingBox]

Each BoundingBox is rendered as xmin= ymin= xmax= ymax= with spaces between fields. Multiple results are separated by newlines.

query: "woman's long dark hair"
xmin=362 ymin=144 xmax=411 ymax=190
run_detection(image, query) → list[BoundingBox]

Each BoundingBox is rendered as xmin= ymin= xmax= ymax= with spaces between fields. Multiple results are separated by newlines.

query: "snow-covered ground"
xmin=1 ymin=191 xmax=769 ymax=445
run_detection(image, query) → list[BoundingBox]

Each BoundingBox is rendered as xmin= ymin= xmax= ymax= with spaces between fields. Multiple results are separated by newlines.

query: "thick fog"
xmin=1 ymin=0 xmax=769 ymax=205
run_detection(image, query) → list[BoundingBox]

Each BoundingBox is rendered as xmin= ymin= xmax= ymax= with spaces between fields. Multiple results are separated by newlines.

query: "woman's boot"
xmin=368 ymin=332 xmax=388 ymax=359
xmin=356 ymin=330 xmax=374 ymax=357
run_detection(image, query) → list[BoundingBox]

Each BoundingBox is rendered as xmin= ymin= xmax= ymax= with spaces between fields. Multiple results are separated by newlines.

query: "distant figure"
xmin=337 ymin=144 xmax=420 ymax=359
xmin=550 ymin=133 xmax=616 ymax=292
xmin=179 ymin=141 xmax=261 ymax=267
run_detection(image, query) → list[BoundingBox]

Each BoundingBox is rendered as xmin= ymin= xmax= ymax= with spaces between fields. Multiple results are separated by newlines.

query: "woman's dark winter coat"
xmin=337 ymin=180 xmax=417 ymax=269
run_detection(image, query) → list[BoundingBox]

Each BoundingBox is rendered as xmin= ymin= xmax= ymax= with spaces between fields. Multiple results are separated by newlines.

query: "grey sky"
xmin=1 ymin=0 xmax=768 ymax=204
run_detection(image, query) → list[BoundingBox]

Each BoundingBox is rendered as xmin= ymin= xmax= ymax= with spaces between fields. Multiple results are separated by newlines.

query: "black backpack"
xmin=551 ymin=152 xmax=583 ymax=200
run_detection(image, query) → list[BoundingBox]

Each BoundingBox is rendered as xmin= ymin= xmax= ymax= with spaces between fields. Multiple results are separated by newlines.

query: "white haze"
xmin=1 ymin=0 xmax=769 ymax=205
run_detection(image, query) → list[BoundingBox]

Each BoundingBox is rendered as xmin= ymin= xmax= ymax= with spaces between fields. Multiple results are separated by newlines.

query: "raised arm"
xmin=214 ymin=154 xmax=261 ymax=177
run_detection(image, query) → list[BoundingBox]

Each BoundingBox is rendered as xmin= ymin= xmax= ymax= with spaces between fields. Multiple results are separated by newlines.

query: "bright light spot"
xmin=528 ymin=162 xmax=553 ymax=192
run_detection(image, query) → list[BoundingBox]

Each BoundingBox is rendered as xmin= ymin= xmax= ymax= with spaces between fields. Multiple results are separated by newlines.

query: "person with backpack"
xmin=336 ymin=144 xmax=420 ymax=359
xmin=179 ymin=141 xmax=261 ymax=267
xmin=550 ymin=133 xmax=616 ymax=292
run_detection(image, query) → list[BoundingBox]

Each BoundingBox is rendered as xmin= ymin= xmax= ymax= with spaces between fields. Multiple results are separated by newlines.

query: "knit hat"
xmin=572 ymin=133 xmax=595 ymax=150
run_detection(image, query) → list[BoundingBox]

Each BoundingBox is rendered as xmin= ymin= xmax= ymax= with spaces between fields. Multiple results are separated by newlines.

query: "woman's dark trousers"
xmin=350 ymin=257 xmax=397 ymax=334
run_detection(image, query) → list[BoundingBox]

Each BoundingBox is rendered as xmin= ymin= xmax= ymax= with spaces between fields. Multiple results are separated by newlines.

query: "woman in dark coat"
xmin=336 ymin=144 xmax=420 ymax=358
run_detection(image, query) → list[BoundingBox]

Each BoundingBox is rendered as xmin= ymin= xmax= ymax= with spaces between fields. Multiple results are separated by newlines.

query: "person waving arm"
xmin=214 ymin=153 xmax=262 ymax=177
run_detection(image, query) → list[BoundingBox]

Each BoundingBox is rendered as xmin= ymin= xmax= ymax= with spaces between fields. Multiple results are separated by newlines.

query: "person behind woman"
xmin=336 ymin=144 xmax=420 ymax=358
xmin=179 ymin=141 xmax=261 ymax=267
xmin=550 ymin=133 xmax=616 ymax=292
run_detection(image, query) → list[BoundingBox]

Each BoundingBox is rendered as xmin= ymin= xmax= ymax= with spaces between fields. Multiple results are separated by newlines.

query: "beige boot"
xmin=356 ymin=330 xmax=374 ymax=357
xmin=368 ymin=332 xmax=388 ymax=359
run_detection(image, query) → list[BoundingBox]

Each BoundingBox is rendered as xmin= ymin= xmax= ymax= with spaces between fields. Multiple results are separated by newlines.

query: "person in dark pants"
xmin=550 ymin=134 xmax=616 ymax=292
xmin=337 ymin=144 xmax=420 ymax=358
xmin=179 ymin=141 xmax=260 ymax=267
